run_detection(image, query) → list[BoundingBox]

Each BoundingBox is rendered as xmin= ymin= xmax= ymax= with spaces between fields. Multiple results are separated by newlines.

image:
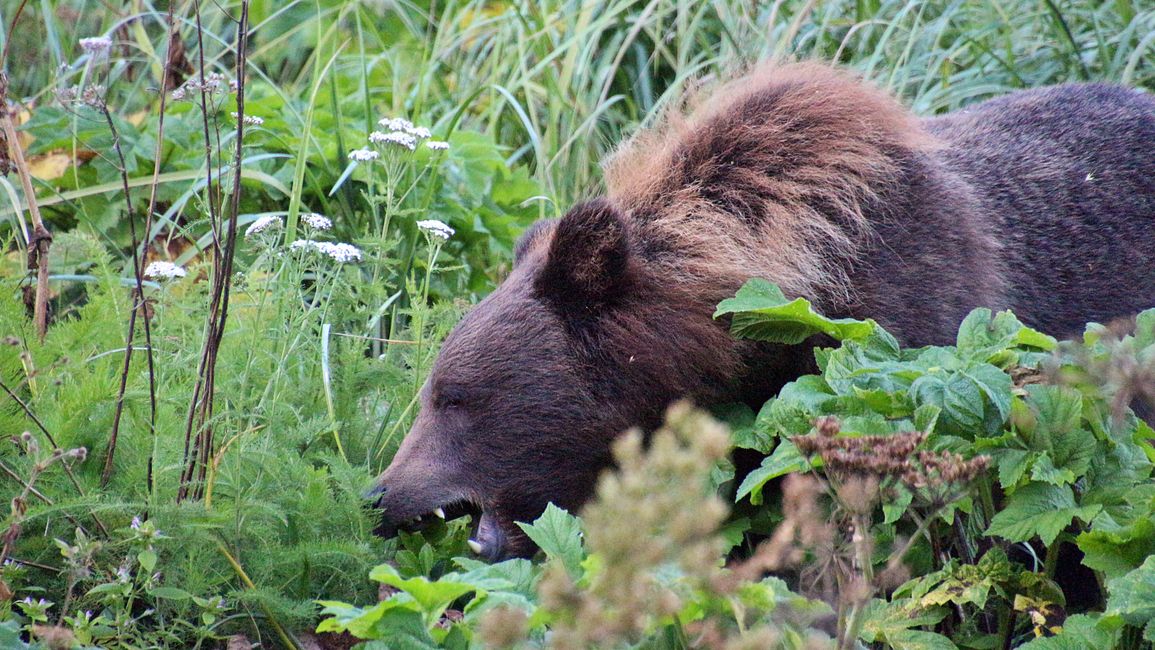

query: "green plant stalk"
xmin=215 ymin=540 xmax=299 ymax=650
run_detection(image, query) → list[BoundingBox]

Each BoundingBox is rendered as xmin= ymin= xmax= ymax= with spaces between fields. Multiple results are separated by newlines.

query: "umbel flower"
xmin=143 ymin=261 xmax=187 ymax=280
xmin=300 ymin=213 xmax=333 ymax=231
xmin=289 ymin=240 xmax=363 ymax=264
xmin=244 ymin=215 xmax=283 ymax=238
xmin=349 ymin=148 xmax=379 ymax=162
xmin=416 ymin=219 xmax=454 ymax=241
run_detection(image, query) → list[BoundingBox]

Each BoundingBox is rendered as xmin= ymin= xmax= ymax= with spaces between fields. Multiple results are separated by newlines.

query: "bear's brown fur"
xmin=369 ymin=62 xmax=1155 ymax=560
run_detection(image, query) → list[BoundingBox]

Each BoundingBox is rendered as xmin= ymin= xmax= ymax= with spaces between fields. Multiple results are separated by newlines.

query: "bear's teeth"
xmin=467 ymin=539 xmax=483 ymax=555
xmin=433 ymin=507 xmax=446 ymax=519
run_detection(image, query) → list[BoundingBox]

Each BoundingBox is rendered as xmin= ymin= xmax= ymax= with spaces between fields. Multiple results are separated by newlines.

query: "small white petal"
xmin=467 ymin=539 xmax=483 ymax=555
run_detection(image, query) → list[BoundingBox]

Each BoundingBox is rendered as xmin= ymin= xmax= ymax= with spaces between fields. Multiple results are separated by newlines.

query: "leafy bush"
xmin=317 ymin=289 xmax=1155 ymax=649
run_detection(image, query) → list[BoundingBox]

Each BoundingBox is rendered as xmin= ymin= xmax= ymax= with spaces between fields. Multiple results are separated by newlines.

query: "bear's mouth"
xmin=388 ymin=500 xmax=514 ymax=562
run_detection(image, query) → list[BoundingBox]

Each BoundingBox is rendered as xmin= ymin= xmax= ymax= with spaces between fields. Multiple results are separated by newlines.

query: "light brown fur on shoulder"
xmin=603 ymin=61 xmax=933 ymax=309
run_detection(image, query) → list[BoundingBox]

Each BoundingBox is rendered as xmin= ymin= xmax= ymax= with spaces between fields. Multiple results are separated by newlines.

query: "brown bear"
xmin=368 ymin=62 xmax=1155 ymax=560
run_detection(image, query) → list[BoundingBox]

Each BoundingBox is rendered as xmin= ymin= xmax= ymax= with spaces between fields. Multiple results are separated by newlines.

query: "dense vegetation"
xmin=1 ymin=0 xmax=1154 ymax=647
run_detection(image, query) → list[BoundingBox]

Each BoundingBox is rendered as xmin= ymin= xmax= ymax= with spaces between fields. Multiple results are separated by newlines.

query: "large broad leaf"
xmin=1106 ymin=555 xmax=1155 ymax=632
xmin=861 ymin=599 xmax=953 ymax=650
xmin=714 ymin=278 xmax=875 ymax=344
xmin=1078 ymin=517 xmax=1155 ymax=580
xmin=1016 ymin=614 xmax=1122 ymax=649
xmin=956 ymin=308 xmax=1056 ymax=362
xmin=516 ymin=504 xmax=584 ymax=577
xmin=986 ymin=483 xmax=1101 ymax=545
xmin=369 ymin=564 xmax=476 ymax=625
xmin=1024 ymin=385 xmax=1096 ymax=484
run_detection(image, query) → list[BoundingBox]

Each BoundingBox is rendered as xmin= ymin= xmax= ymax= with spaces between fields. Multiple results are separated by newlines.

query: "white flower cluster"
xmin=349 ymin=148 xmax=379 ymax=162
xmin=416 ymin=219 xmax=454 ymax=241
xmin=79 ymin=36 xmax=112 ymax=55
xmin=171 ymin=72 xmax=231 ymax=101
xmin=245 ymin=215 xmax=283 ymax=238
xmin=144 ymin=261 xmax=187 ymax=280
xmin=369 ymin=130 xmax=417 ymax=150
xmin=300 ymin=213 xmax=332 ymax=231
xmin=367 ymin=116 xmax=447 ymax=152
xmin=290 ymin=239 xmax=363 ymax=263
xmin=230 ymin=112 xmax=264 ymax=126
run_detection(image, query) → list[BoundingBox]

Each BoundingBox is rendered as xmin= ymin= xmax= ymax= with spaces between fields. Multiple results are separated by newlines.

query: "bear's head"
xmin=367 ymin=198 xmax=757 ymax=559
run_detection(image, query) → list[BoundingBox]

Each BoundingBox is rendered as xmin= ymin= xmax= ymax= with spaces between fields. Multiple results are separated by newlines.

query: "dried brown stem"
xmin=178 ymin=0 xmax=249 ymax=502
xmin=0 ymin=72 xmax=52 ymax=341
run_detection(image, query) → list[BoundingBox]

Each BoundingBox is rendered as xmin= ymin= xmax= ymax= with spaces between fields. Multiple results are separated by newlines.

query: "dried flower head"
xmin=244 ymin=215 xmax=283 ymax=238
xmin=349 ymin=148 xmax=379 ymax=162
xmin=78 ymin=37 xmax=112 ymax=55
xmin=143 ymin=261 xmax=187 ymax=280
xmin=416 ymin=219 xmax=454 ymax=241
xmin=300 ymin=213 xmax=332 ymax=231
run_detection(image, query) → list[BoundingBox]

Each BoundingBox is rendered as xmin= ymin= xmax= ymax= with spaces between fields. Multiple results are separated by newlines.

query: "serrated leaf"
xmin=714 ymin=278 xmax=875 ymax=344
xmin=1016 ymin=613 xmax=1120 ymax=649
xmin=1078 ymin=517 xmax=1155 ymax=580
xmin=516 ymin=504 xmax=584 ymax=577
xmin=986 ymin=483 xmax=1101 ymax=545
xmin=369 ymin=564 xmax=476 ymax=623
xmin=1106 ymin=555 xmax=1155 ymax=633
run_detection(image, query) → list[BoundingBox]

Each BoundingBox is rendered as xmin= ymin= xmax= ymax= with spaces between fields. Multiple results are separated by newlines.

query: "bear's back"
xmin=925 ymin=85 xmax=1155 ymax=336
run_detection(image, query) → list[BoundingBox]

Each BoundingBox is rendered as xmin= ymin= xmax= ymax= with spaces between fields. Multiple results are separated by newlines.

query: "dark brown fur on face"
xmin=369 ymin=62 xmax=1155 ymax=560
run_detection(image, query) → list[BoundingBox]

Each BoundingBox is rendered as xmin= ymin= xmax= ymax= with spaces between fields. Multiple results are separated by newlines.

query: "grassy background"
xmin=1 ymin=0 xmax=1154 ymax=646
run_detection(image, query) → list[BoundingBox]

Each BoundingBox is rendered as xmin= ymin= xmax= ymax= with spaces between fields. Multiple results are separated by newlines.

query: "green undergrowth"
xmin=319 ymin=287 xmax=1155 ymax=649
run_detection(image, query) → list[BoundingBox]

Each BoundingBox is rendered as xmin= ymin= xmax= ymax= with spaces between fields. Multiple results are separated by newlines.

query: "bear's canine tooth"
xmin=433 ymin=507 xmax=446 ymax=519
xmin=467 ymin=539 xmax=483 ymax=555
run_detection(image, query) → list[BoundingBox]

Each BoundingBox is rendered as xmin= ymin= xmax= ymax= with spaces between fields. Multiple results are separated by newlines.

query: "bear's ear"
xmin=534 ymin=198 xmax=632 ymax=313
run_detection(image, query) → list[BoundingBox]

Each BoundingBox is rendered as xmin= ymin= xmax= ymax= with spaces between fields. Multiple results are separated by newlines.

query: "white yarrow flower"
xmin=301 ymin=213 xmax=332 ymax=231
xmin=349 ymin=148 xmax=379 ymax=162
xmin=230 ymin=112 xmax=264 ymax=126
xmin=405 ymin=125 xmax=432 ymax=139
xmin=144 ymin=261 xmax=187 ymax=280
xmin=416 ymin=219 xmax=454 ymax=241
xmin=318 ymin=242 xmax=363 ymax=263
xmin=79 ymin=37 xmax=112 ymax=55
xmin=245 ymin=215 xmax=283 ymax=237
xmin=425 ymin=140 xmax=450 ymax=151
xmin=369 ymin=130 xmax=417 ymax=150
xmin=378 ymin=117 xmax=414 ymax=132
xmin=289 ymin=239 xmax=362 ymax=263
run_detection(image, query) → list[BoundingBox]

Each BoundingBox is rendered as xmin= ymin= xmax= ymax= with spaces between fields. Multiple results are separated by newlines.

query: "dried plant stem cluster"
xmin=532 ymin=404 xmax=731 ymax=648
xmin=760 ymin=416 xmax=989 ymax=649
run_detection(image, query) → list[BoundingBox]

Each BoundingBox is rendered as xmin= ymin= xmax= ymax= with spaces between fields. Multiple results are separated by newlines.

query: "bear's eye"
xmin=434 ymin=386 xmax=469 ymax=410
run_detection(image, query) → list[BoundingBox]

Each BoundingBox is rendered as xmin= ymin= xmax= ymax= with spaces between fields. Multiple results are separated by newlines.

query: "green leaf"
xmin=861 ymin=598 xmax=951 ymax=649
xmin=714 ymin=278 xmax=875 ymax=344
xmin=148 ymin=587 xmax=193 ymax=600
xmin=1016 ymin=614 xmax=1121 ymax=649
xmin=986 ymin=483 xmax=1101 ymax=545
xmin=736 ymin=440 xmax=807 ymax=505
xmin=1078 ymin=517 xmax=1155 ymax=580
xmin=516 ymin=504 xmax=584 ymax=577
xmin=369 ymin=564 xmax=476 ymax=623
xmin=138 ymin=548 xmax=157 ymax=573
xmin=1106 ymin=555 xmax=1155 ymax=634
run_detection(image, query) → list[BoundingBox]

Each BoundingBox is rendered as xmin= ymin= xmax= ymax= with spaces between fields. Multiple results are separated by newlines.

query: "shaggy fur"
xmin=370 ymin=62 xmax=1155 ymax=560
